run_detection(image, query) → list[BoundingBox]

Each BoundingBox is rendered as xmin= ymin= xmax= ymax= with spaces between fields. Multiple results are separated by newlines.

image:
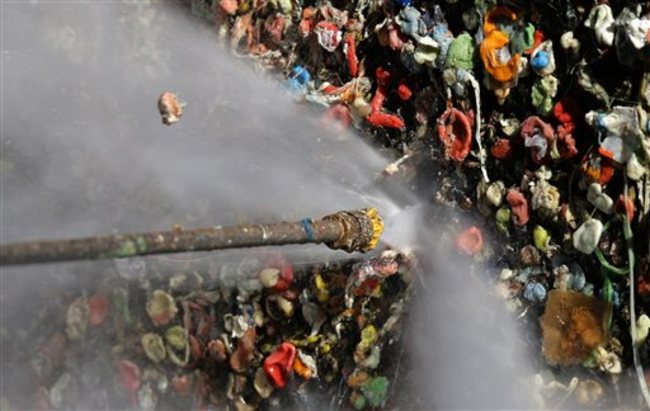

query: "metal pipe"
xmin=0 ymin=208 xmax=384 ymax=265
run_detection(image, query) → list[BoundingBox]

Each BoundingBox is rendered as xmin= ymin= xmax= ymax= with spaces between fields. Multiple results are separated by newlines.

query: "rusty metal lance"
xmin=0 ymin=208 xmax=384 ymax=265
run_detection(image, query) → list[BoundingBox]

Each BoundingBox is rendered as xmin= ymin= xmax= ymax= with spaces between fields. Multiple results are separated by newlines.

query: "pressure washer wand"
xmin=0 ymin=209 xmax=384 ymax=266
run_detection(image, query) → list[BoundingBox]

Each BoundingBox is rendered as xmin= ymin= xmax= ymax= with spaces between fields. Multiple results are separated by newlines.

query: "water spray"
xmin=0 ymin=208 xmax=384 ymax=265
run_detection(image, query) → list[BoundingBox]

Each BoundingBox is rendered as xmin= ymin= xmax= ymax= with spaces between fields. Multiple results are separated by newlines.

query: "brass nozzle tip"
xmin=364 ymin=207 xmax=384 ymax=251
xmin=322 ymin=208 xmax=384 ymax=253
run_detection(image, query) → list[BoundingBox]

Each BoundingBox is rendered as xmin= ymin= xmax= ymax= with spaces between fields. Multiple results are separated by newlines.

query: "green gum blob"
xmin=165 ymin=326 xmax=188 ymax=351
xmin=359 ymin=325 xmax=378 ymax=350
xmin=351 ymin=391 xmax=367 ymax=410
xmin=510 ymin=26 xmax=531 ymax=55
xmin=496 ymin=207 xmax=511 ymax=234
xmin=361 ymin=376 xmax=389 ymax=407
xmin=444 ymin=33 xmax=475 ymax=70
xmin=141 ymin=333 xmax=167 ymax=363
xmin=533 ymin=225 xmax=550 ymax=251
xmin=531 ymin=76 xmax=558 ymax=115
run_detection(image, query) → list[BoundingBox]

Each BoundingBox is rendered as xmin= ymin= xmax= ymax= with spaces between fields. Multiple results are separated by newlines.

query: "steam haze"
xmin=2 ymin=1 xmax=535 ymax=409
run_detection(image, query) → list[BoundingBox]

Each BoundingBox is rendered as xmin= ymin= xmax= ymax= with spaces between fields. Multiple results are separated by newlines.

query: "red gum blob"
xmin=506 ymin=189 xmax=530 ymax=226
xmin=375 ymin=67 xmax=391 ymax=85
xmin=520 ymin=116 xmax=555 ymax=164
xmin=598 ymin=145 xmax=619 ymax=162
xmin=353 ymin=277 xmax=380 ymax=297
xmin=367 ymin=112 xmax=405 ymax=128
xmin=639 ymin=275 xmax=650 ymax=296
xmin=554 ymin=99 xmax=582 ymax=161
xmin=437 ymin=107 xmax=473 ymax=162
xmin=322 ymin=84 xmax=339 ymax=94
xmin=560 ymin=203 xmax=572 ymax=225
xmin=266 ymin=255 xmax=294 ymax=292
xmin=88 ymin=294 xmax=110 ymax=326
xmin=491 ymin=138 xmax=515 ymax=160
xmin=558 ymin=132 xmax=578 ymax=159
xmin=615 ymin=195 xmax=635 ymax=221
xmin=324 ymin=104 xmax=353 ymax=128
xmin=553 ymin=97 xmax=581 ymax=126
xmin=263 ymin=342 xmax=297 ymax=389
xmin=366 ymin=67 xmax=404 ymax=128
xmin=315 ymin=21 xmax=339 ymax=32
xmin=370 ymin=67 xmax=391 ymax=114
xmin=219 ymin=0 xmax=238 ymax=15
xmin=387 ymin=23 xmax=406 ymax=51
xmin=117 ymin=360 xmax=141 ymax=408
xmin=344 ymin=34 xmax=359 ymax=77
xmin=299 ymin=7 xmax=317 ymax=35
xmin=456 ymin=226 xmax=484 ymax=255
xmin=370 ymin=87 xmax=386 ymax=114
xmin=264 ymin=16 xmax=286 ymax=47
xmin=171 ymin=375 xmax=192 ymax=397
xmin=397 ymin=83 xmax=412 ymax=101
